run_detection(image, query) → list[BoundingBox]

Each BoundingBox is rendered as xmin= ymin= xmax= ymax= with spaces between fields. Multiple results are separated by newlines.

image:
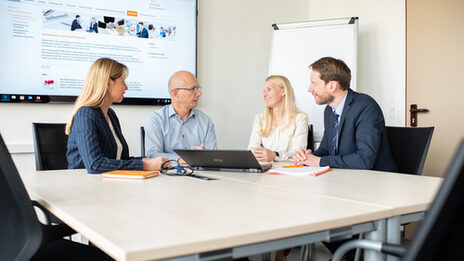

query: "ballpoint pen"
xmin=315 ymin=168 xmax=332 ymax=176
xmin=284 ymin=164 xmax=304 ymax=168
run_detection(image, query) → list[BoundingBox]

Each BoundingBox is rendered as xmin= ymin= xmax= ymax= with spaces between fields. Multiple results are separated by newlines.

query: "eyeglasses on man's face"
xmin=176 ymin=86 xmax=201 ymax=93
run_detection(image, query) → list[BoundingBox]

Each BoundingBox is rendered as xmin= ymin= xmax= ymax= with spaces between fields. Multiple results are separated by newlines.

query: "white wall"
xmin=197 ymin=0 xmax=308 ymax=148
xmin=0 ymin=0 xmax=308 ymax=171
xmin=308 ymin=0 xmax=406 ymax=127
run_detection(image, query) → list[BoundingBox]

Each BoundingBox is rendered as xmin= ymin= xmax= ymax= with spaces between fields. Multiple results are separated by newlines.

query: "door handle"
xmin=410 ymin=104 xmax=429 ymax=127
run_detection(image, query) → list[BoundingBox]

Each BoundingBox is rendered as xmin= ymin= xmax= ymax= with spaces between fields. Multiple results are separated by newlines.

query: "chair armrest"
xmin=381 ymin=243 xmax=407 ymax=257
xmin=32 ymin=200 xmax=77 ymax=244
xmin=332 ymin=240 xmax=407 ymax=261
xmin=41 ymin=223 xmax=77 ymax=245
xmin=32 ymin=200 xmax=52 ymax=225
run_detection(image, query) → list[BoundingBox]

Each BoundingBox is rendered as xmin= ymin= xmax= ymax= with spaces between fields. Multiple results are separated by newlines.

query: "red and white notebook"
xmin=102 ymin=170 xmax=160 ymax=180
xmin=268 ymin=166 xmax=331 ymax=176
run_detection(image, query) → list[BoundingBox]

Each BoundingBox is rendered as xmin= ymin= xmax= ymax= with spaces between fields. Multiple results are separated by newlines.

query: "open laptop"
xmin=173 ymin=149 xmax=272 ymax=173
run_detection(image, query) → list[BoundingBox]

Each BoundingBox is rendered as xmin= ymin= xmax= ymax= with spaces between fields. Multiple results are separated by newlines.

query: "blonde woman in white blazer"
xmin=248 ymin=75 xmax=308 ymax=163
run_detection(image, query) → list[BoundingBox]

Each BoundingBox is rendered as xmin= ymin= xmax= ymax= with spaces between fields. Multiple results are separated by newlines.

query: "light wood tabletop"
xmin=20 ymin=169 xmax=393 ymax=261
xmin=205 ymin=163 xmax=442 ymax=216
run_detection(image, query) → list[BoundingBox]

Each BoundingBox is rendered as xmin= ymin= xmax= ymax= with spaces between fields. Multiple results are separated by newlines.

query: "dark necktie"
xmin=330 ymin=112 xmax=339 ymax=156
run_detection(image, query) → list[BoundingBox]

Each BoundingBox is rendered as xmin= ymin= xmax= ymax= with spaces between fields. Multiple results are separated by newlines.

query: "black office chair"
xmin=386 ymin=126 xmax=434 ymax=175
xmin=333 ymin=138 xmax=464 ymax=261
xmin=307 ymin=124 xmax=315 ymax=151
xmin=0 ymin=133 xmax=114 ymax=261
xmin=140 ymin=126 xmax=145 ymax=157
xmin=32 ymin=123 xmax=70 ymax=226
xmin=350 ymin=126 xmax=435 ymax=260
xmin=32 ymin=123 xmax=69 ymax=171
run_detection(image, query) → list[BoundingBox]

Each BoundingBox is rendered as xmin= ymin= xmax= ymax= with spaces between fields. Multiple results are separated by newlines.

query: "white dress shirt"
xmin=247 ymin=112 xmax=308 ymax=161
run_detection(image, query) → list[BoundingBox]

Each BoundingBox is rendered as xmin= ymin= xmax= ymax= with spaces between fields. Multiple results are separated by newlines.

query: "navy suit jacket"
xmin=71 ymin=19 xmax=81 ymax=31
xmin=313 ymin=89 xmax=397 ymax=172
xmin=67 ymin=106 xmax=143 ymax=174
xmin=90 ymin=22 xmax=98 ymax=33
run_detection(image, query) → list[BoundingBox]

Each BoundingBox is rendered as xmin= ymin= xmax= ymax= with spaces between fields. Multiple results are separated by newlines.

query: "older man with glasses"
xmin=144 ymin=71 xmax=217 ymax=162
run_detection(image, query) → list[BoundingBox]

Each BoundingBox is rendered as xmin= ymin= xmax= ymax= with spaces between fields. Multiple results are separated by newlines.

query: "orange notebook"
xmin=102 ymin=170 xmax=160 ymax=180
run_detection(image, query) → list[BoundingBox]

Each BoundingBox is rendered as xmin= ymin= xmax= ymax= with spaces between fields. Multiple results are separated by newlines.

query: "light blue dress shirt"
xmin=144 ymin=105 xmax=217 ymax=160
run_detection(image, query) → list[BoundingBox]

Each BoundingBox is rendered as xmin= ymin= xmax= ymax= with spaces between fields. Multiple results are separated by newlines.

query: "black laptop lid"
xmin=174 ymin=150 xmax=267 ymax=172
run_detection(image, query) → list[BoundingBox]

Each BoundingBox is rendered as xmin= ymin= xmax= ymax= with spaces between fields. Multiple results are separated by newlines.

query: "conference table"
xmin=19 ymin=165 xmax=442 ymax=261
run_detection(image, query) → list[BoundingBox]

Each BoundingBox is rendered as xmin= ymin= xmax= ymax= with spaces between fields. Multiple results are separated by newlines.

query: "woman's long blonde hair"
xmin=260 ymin=75 xmax=299 ymax=137
xmin=65 ymin=58 xmax=128 ymax=135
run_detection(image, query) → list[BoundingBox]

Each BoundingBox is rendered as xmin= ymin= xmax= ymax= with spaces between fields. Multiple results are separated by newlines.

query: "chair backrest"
xmin=32 ymin=123 xmax=68 ymax=171
xmin=403 ymin=139 xmax=464 ymax=261
xmin=307 ymin=124 xmax=315 ymax=151
xmin=140 ymin=126 xmax=145 ymax=157
xmin=386 ymin=126 xmax=434 ymax=175
xmin=0 ymin=133 xmax=43 ymax=260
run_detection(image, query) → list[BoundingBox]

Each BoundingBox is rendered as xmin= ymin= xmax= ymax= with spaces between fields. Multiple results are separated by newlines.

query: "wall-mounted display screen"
xmin=0 ymin=0 xmax=197 ymax=105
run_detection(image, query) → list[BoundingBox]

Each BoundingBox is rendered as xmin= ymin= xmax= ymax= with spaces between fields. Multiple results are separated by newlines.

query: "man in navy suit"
xmin=292 ymin=57 xmax=396 ymax=260
xmin=71 ymin=15 xmax=82 ymax=31
xmin=292 ymin=57 xmax=396 ymax=172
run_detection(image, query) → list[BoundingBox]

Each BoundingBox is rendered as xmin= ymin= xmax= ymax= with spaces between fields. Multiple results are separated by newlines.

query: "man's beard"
xmin=315 ymin=93 xmax=334 ymax=105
